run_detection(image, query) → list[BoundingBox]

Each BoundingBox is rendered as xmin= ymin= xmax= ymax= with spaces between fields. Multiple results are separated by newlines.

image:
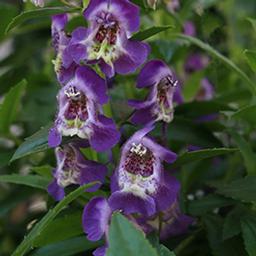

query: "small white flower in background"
xmin=23 ymin=0 xmax=45 ymax=7
xmin=10 ymin=124 xmax=24 ymax=137
xmin=147 ymin=0 xmax=158 ymax=9
xmin=187 ymin=194 xmax=195 ymax=201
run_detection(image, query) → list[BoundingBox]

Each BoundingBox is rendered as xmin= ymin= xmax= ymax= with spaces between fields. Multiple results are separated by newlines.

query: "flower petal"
xmin=89 ymin=115 xmax=120 ymax=152
xmin=47 ymin=178 xmax=65 ymax=201
xmin=76 ymin=66 xmax=108 ymax=104
xmin=109 ymin=191 xmax=156 ymax=217
xmin=48 ymin=127 xmax=62 ymax=148
xmin=114 ymin=41 xmax=149 ymax=75
xmin=93 ymin=246 xmax=107 ymax=256
xmin=83 ymin=197 xmax=112 ymax=241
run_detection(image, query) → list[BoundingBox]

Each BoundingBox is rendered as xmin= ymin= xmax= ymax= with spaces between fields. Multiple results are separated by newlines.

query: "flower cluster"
xmin=46 ymin=0 xmax=192 ymax=255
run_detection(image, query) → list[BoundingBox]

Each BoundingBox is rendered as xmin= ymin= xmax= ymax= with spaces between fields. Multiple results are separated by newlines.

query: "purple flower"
xmin=48 ymin=143 xmax=107 ymax=201
xmin=48 ymin=66 xmax=120 ymax=152
xmin=129 ymin=60 xmax=179 ymax=125
xmin=109 ymin=125 xmax=177 ymax=217
xmin=166 ymin=0 xmax=180 ymax=13
xmin=195 ymin=78 xmax=214 ymax=101
xmin=51 ymin=14 xmax=78 ymax=85
xmin=68 ymin=0 xmax=149 ymax=78
xmin=138 ymin=199 xmax=194 ymax=240
xmin=183 ymin=21 xmax=196 ymax=37
xmin=185 ymin=53 xmax=209 ymax=73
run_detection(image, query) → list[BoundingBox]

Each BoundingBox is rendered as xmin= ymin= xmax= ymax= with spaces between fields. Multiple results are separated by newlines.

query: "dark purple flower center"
xmin=61 ymin=146 xmax=77 ymax=168
xmin=95 ymin=12 xmax=119 ymax=45
xmin=157 ymin=75 xmax=177 ymax=105
xmin=124 ymin=143 xmax=155 ymax=177
xmin=64 ymin=86 xmax=88 ymax=121
xmin=52 ymin=28 xmax=60 ymax=52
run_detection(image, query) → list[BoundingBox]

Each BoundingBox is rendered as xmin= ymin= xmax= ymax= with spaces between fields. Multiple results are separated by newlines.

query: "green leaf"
xmin=244 ymin=50 xmax=256 ymax=72
xmin=172 ymin=148 xmax=237 ymax=169
xmin=170 ymin=34 xmax=256 ymax=95
xmin=32 ymin=236 xmax=100 ymax=256
xmin=6 ymin=7 xmax=80 ymax=33
xmin=0 ymin=79 xmax=26 ymax=134
xmin=241 ymin=215 xmax=256 ymax=256
xmin=231 ymin=104 xmax=256 ymax=125
xmin=0 ymin=174 xmax=50 ymax=189
xmin=212 ymin=176 xmax=256 ymax=203
xmin=32 ymin=165 xmax=53 ymax=179
xmin=107 ymin=213 xmax=158 ymax=256
xmin=131 ymin=26 xmax=174 ymax=41
xmin=187 ymin=195 xmax=235 ymax=216
xmin=228 ymin=130 xmax=256 ymax=176
xmin=11 ymin=182 xmax=97 ymax=256
xmin=34 ymin=212 xmax=83 ymax=246
xmin=182 ymin=71 xmax=204 ymax=102
xmin=11 ymin=124 xmax=51 ymax=162
xmin=223 ymin=205 xmax=248 ymax=240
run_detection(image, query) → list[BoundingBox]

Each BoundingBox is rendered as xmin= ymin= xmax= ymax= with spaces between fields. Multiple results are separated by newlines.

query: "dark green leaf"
xmin=244 ymin=50 xmax=256 ymax=72
xmin=241 ymin=215 xmax=256 ymax=256
xmin=247 ymin=17 xmax=256 ymax=33
xmin=228 ymin=130 xmax=256 ymax=176
xmin=231 ymin=104 xmax=256 ymax=125
xmin=0 ymin=79 xmax=26 ymax=134
xmin=32 ymin=236 xmax=100 ymax=256
xmin=34 ymin=212 xmax=83 ymax=246
xmin=0 ymin=174 xmax=50 ymax=189
xmin=223 ymin=205 xmax=248 ymax=240
xmin=6 ymin=7 xmax=80 ymax=33
xmin=131 ymin=26 xmax=174 ymax=41
xmin=107 ymin=213 xmax=158 ymax=256
xmin=213 ymin=176 xmax=256 ymax=203
xmin=170 ymin=34 xmax=256 ymax=95
xmin=172 ymin=148 xmax=237 ymax=169
xmin=12 ymin=182 xmax=97 ymax=256
xmin=187 ymin=195 xmax=235 ymax=216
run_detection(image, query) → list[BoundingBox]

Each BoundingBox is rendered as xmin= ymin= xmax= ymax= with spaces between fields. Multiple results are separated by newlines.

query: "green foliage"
xmin=107 ymin=213 xmax=158 ymax=256
xmin=0 ymin=79 xmax=26 ymax=135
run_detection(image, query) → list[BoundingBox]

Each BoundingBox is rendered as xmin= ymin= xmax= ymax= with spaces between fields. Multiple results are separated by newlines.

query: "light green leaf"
xmin=11 ymin=182 xmax=97 ymax=256
xmin=0 ymin=174 xmax=50 ymax=189
xmin=244 ymin=50 xmax=256 ymax=72
xmin=107 ymin=213 xmax=158 ymax=256
xmin=131 ymin=26 xmax=174 ymax=41
xmin=0 ymin=79 xmax=26 ymax=134
xmin=247 ymin=17 xmax=256 ymax=33
xmin=11 ymin=124 xmax=51 ymax=162
xmin=159 ymin=245 xmax=176 ymax=256
xmin=32 ymin=236 xmax=100 ymax=256
xmin=241 ymin=215 xmax=256 ymax=256
xmin=212 ymin=176 xmax=256 ymax=203
xmin=172 ymin=148 xmax=237 ymax=169
xmin=170 ymin=33 xmax=256 ymax=95
xmin=229 ymin=130 xmax=256 ymax=176
xmin=6 ymin=7 xmax=80 ymax=33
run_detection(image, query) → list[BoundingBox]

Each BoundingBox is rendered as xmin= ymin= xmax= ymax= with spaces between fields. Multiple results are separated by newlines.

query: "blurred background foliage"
xmin=1 ymin=0 xmax=256 ymax=255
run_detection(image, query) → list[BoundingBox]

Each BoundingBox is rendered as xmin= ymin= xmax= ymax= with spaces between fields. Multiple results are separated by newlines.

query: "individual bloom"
xmin=165 ymin=0 xmax=180 ymax=13
xmin=129 ymin=60 xmax=179 ymax=125
xmin=24 ymin=0 xmax=44 ymax=7
xmin=109 ymin=125 xmax=177 ymax=217
xmin=48 ymin=144 xmax=107 ymax=201
xmin=48 ymin=66 xmax=120 ymax=152
xmin=185 ymin=53 xmax=209 ymax=73
xmin=68 ymin=0 xmax=149 ymax=78
xmin=51 ymin=14 xmax=77 ymax=85
xmin=196 ymin=78 xmax=214 ymax=101
xmin=138 ymin=198 xmax=194 ymax=240
xmin=147 ymin=0 xmax=158 ymax=9
xmin=183 ymin=21 xmax=196 ymax=37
